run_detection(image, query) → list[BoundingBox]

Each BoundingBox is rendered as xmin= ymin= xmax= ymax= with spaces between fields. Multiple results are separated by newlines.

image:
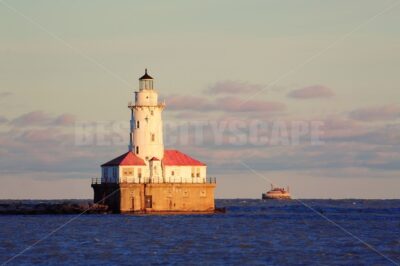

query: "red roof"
xmin=101 ymin=151 xmax=146 ymax=167
xmin=163 ymin=150 xmax=206 ymax=166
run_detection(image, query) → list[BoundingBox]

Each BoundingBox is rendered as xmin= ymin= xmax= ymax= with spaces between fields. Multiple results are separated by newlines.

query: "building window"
xmin=136 ymin=146 xmax=139 ymax=154
xmin=138 ymin=168 xmax=142 ymax=178
xmin=150 ymin=110 xmax=154 ymax=116
xmin=171 ymin=171 xmax=175 ymax=176
xmin=123 ymin=168 xmax=134 ymax=176
xmin=151 ymin=133 xmax=155 ymax=142
xmin=113 ymin=167 xmax=117 ymax=178
xmin=136 ymin=121 xmax=140 ymax=129
xmin=191 ymin=167 xmax=195 ymax=178
xmin=103 ymin=167 xmax=107 ymax=178
xmin=196 ymin=167 xmax=200 ymax=178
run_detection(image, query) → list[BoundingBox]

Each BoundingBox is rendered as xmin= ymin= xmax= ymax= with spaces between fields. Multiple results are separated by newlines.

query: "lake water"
xmin=0 ymin=199 xmax=399 ymax=265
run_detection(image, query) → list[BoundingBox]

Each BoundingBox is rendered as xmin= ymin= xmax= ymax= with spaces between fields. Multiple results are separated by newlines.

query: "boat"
xmin=262 ymin=185 xmax=291 ymax=200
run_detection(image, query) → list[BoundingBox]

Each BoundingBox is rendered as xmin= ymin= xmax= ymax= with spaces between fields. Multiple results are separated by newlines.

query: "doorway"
xmin=145 ymin=195 xmax=152 ymax=208
xmin=131 ymin=197 xmax=135 ymax=211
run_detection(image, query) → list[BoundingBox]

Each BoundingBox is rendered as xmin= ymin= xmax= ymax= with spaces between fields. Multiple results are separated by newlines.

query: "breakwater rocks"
xmin=0 ymin=200 xmax=110 ymax=215
xmin=0 ymin=200 xmax=226 ymax=215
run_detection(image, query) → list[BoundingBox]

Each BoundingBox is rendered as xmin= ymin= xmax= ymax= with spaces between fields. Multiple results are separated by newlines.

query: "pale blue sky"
xmin=0 ymin=1 xmax=399 ymax=198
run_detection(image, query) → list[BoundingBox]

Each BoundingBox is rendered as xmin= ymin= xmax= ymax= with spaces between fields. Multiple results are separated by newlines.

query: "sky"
xmin=0 ymin=0 xmax=399 ymax=199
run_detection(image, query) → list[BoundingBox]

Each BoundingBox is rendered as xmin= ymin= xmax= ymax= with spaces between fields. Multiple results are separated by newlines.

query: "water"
xmin=0 ymin=199 xmax=399 ymax=265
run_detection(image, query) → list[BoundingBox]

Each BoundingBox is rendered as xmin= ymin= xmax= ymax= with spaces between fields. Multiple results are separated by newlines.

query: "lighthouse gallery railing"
xmin=92 ymin=177 xmax=216 ymax=185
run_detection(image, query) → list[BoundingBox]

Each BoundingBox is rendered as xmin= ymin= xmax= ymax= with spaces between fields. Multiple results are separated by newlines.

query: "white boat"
xmin=262 ymin=185 xmax=291 ymax=200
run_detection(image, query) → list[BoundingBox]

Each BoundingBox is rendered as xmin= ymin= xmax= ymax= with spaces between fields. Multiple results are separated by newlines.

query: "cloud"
xmin=10 ymin=111 xmax=76 ymax=127
xmin=16 ymin=128 xmax=66 ymax=143
xmin=322 ymin=116 xmax=369 ymax=140
xmin=1 ymin=108 xmax=399 ymax=190
xmin=0 ymin=125 xmax=115 ymax=175
xmin=217 ymin=96 xmax=285 ymax=112
xmin=52 ymin=114 xmax=76 ymax=126
xmin=165 ymin=95 xmax=285 ymax=113
xmin=206 ymin=80 xmax=264 ymax=94
xmin=163 ymin=112 xmax=400 ymax=175
xmin=349 ymin=104 xmax=400 ymax=122
xmin=287 ymin=85 xmax=334 ymax=99
xmin=0 ymin=110 xmax=133 ymax=176
xmin=165 ymin=95 xmax=215 ymax=111
xmin=353 ymin=123 xmax=400 ymax=146
xmin=0 ymin=92 xmax=12 ymax=99
xmin=10 ymin=111 xmax=51 ymax=126
xmin=0 ymin=116 xmax=8 ymax=124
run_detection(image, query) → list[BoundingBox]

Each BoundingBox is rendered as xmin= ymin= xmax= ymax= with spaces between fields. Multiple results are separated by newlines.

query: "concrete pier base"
xmin=92 ymin=183 xmax=216 ymax=214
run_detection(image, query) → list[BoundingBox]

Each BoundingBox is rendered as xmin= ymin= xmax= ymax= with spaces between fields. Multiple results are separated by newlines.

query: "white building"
xmin=101 ymin=70 xmax=207 ymax=184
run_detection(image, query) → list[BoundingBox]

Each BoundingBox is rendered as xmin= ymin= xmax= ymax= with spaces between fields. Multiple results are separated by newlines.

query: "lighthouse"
xmin=91 ymin=70 xmax=216 ymax=213
xmin=129 ymin=69 xmax=164 ymax=160
xmin=128 ymin=69 xmax=164 ymax=182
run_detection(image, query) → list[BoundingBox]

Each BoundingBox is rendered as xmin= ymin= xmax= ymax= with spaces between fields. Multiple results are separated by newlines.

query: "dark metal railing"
xmin=92 ymin=178 xmax=101 ymax=184
xmin=92 ymin=177 xmax=216 ymax=185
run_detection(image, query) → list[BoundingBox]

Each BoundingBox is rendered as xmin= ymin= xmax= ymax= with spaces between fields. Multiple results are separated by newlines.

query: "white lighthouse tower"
xmin=128 ymin=69 xmax=165 ymax=162
xmin=94 ymin=69 xmax=216 ymax=213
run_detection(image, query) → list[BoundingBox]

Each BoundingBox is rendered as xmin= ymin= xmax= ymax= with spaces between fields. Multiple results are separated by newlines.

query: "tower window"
xmin=136 ymin=121 xmax=140 ymax=129
xmin=150 ymin=110 xmax=154 ymax=116
xmin=136 ymin=146 xmax=139 ymax=154
xmin=151 ymin=134 xmax=155 ymax=142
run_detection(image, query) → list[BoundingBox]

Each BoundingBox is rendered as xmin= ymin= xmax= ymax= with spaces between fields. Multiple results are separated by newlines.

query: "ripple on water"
xmin=0 ymin=199 xmax=399 ymax=265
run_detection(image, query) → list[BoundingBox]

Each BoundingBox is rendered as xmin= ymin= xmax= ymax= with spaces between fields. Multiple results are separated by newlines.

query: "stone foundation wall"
xmin=92 ymin=183 xmax=215 ymax=213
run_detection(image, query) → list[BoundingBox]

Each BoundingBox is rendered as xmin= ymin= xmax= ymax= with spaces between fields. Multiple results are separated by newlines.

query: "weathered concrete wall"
xmin=93 ymin=183 xmax=215 ymax=213
xmin=119 ymin=184 xmax=144 ymax=212
xmin=143 ymin=183 xmax=215 ymax=212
